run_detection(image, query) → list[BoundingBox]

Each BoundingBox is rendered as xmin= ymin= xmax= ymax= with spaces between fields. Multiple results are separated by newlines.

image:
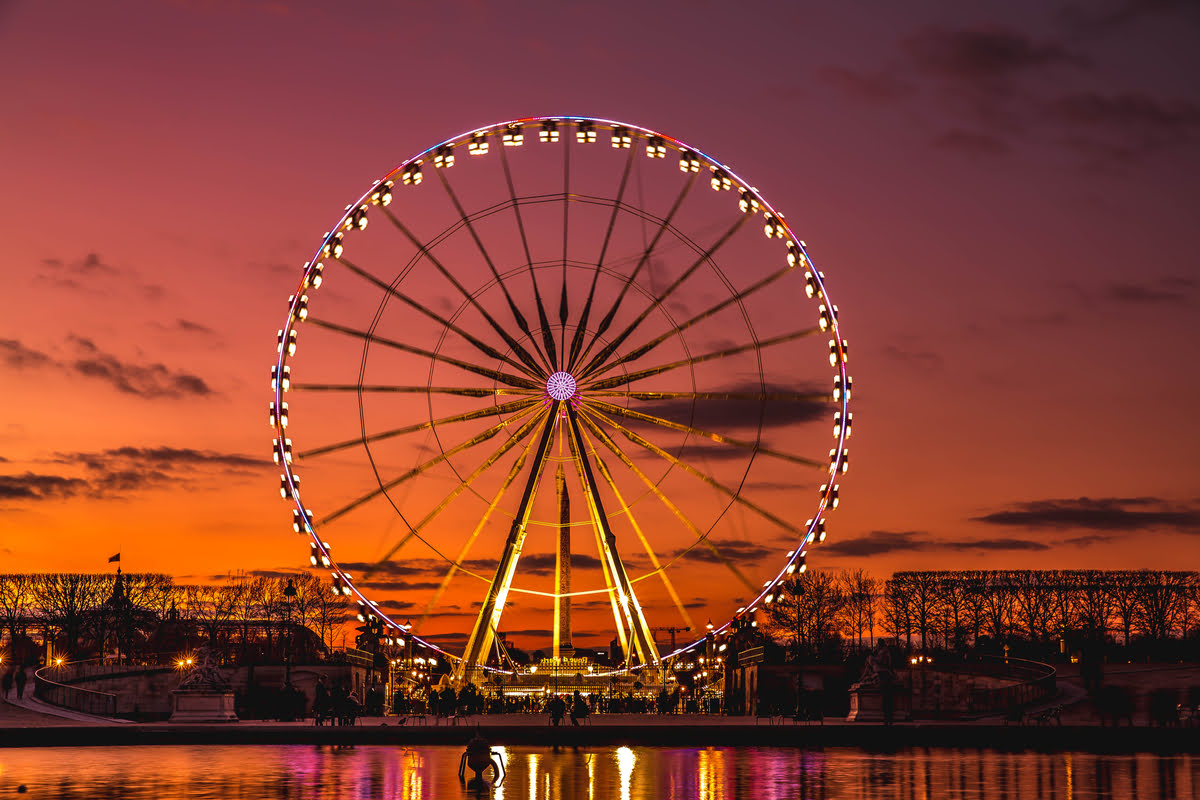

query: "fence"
xmin=34 ymin=665 xmax=117 ymax=718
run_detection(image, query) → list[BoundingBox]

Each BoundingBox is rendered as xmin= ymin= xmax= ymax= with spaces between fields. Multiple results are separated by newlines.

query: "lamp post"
xmin=283 ymin=578 xmax=297 ymax=686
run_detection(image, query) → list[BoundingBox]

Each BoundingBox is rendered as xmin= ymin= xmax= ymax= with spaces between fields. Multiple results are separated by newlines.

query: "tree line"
xmin=0 ymin=571 xmax=350 ymax=664
xmin=764 ymin=569 xmax=1200 ymax=661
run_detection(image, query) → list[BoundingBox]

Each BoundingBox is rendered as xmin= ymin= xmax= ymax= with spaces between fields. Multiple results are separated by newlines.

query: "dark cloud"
xmin=375 ymin=599 xmax=418 ymax=613
xmin=40 ymin=446 xmax=265 ymax=499
xmin=515 ymin=552 xmax=605 ymax=576
xmin=66 ymin=335 xmax=213 ymax=398
xmin=674 ymin=537 xmax=772 ymax=564
xmin=1106 ymin=278 xmax=1194 ymax=305
xmin=933 ymin=129 xmax=1010 ymax=157
xmin=1063 ymin=533 xmax=1117 ymax=547
xmin=973 ymin=497 xmax=1200 ymax=532
xmin=0 ymin=339 xmax=54 ymax=370
xmin=1058 ymin=0 xmax=1199 ymax=34
xmin=1047 ymin=91 xmax=1200 ymax=158
xmin=881 ymin=344 xmax=944 ymax=371
xmin=0 ymin=472 xmax=89 ymax=503
xmin=820 ymin=530 xmax=930 ymax=558
xmin=941 ymin=538 xmax=1050 ymax=552
xmin=818 ymin=66 xmax=913 ymax=102
xmin=153 ymin=318 xmax=217 ymax=336
xmin=819 ymin=530 xmax=1049 ymax=557
xmin=613 ymin=381 xmax=829 ymax=437
xmin=904 ymin=25 xmax=1085 ymax=83
xmin=357 ymin=580 xmax=440 ymax=592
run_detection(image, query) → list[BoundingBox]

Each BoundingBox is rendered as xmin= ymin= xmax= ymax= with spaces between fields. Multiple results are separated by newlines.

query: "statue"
xmin=170 ymin=644 xmax=237 ymax=722
xmin=176 ymin=645 xmax=231 ymax=692
xmin=459 ymin=730 xmax=505 ymax=786
xmin=847 ymin=642 xmax=897 ymax=723
xmin=853 ymin=641 xmax=896 ymax=690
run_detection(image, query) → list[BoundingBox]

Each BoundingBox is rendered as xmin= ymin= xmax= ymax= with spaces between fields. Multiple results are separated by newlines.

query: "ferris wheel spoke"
xmin=432 ymin=169 xmax=556 ymax=373
xmin=457 ymin=401 xmax=561 ymax=676
xmin=573 ymin=171 xmax=700 ymax=371
xmin=293 ymin=384 xmax=536 ymax=398
xmin=564 ymin=406 xmax=658 ymax=666
xmin=575 ymin=408 xmax=759 ymax=595
xmin=567 ymin=147 xmax=637 ymax=373
xmin=583 ymin=327 xmax=821 ymax=392
xmin=372 ymin=406 xmax=548 ymax=576
xmin=320 ymin=403 xmax=543 ymax=526
xmin=307 ymin=317 xmax=543 ymax=390
xmin=579 ymin=424 xmax=696 ymax=632
xmin=585 ymin=264 xmax=795 ymax=382
xmin=558 ymin=131 xmax=572 ymax=371
xmin=335 ymin=256 xmax=539 ymax=380
xmin=498 ymin=145 xmax=561 ymax=375
xmin=586 ymin=389 xmax=828 ymax=403
xmin=584 ymin=405 xmax=808 ymax=539
xmin=418 ymin=412 xmax=546 ymax=627
xmin=583 ymin=398 xmax=824 ymax=468
xmin=297 ymin=397 xmax=540 ymax=460
xmin=378 ymin=206 xmax=547 ymax=376
xmin=577 ymin=214 xmax=749 ymax=380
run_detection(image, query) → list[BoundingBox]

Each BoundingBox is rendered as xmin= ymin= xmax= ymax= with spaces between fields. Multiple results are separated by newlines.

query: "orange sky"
xmin=1 ymin=1 xmax=1198 ymax=655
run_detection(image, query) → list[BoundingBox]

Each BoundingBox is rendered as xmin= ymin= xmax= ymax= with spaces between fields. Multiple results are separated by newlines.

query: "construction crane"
xmin=650 ymin=626 xmax=691 ymax=654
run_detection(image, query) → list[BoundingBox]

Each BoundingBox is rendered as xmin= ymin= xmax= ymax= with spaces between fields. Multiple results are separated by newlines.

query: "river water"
xmin=0 ymin=744 xmax=1195 ymax=799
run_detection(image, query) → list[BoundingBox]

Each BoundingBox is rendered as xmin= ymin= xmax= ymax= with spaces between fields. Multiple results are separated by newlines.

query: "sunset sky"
xmin=1 ymin=0 xmax=1197 ymax=654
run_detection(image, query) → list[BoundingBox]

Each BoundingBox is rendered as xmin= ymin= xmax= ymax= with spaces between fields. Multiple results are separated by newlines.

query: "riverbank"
xmin=2 ymin=715 xmax=1198 ymax=752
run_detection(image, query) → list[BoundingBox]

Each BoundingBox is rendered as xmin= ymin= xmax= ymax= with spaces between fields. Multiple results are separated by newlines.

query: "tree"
xmin=839 ymin=569 xmax=878 ymax=650
xmin=765 ymin=570 xmax=846 ymax=659
xmin=34 ymin=573 xmax=108 ymax=657
xmin=0 ymin=574 xmax=34 ymax=647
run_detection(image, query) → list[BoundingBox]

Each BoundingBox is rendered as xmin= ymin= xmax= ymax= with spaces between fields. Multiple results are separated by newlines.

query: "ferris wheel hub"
xmin=546 ymin=371 xmax=578 ymax=402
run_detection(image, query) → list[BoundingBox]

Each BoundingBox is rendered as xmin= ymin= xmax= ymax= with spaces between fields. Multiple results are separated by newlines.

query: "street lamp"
xmin=283 ymin=578 xmax=297 ymax=686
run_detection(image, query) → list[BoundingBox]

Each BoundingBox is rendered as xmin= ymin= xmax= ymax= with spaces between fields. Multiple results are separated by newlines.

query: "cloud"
xmin=41 ymin=446 xmax=265 ymax=498
xmin=0 ymin=339 xmax=54 ymax=370
xmin=941 ymin=538 xmax=1050 ymax=552
xmin=0 ymin=472 xmax=89 ymax=502
xmin=904 ymin=25 xmax=1085 ymax=83
xmin=1 ymin=336 xmax=214 ymax=397
xmin=818 ymin=66 xmax=913 ymax=102
xmin=973 ymin=497 xmax=1200 ymax=532
xmin=674 ymin=537 xmax=772 ymax=564
xmin=932 ymin=129 xmax=1011 ymax=157
xmin=357 ymin=580 xmax=440 ymax=592
xmin=881 ymin=344 xmax=944 ymax=371
xmin=614 ymin=380 xmax=829 ymax=435
xmin=902 ymin=24 xmax=1086 ymax=132
xmin=1046 ymin=91 xmax=1200 ymax=158
xmin=819 ymin=530 xmax=1050 ymax=557
xmin=1058 ymin=0 xmax=1199 ymax=34
xmin=66 ymin=335 xmax=214 ymax=397
xmin=1106 ymin=278 xmax=1195 ymax=305
xmin=820 ymin=530 xmax=930 ymax=558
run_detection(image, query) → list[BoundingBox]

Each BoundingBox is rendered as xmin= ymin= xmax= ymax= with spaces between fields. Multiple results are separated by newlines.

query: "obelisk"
xmin=553 ymin=464 xmax=574 ymax=658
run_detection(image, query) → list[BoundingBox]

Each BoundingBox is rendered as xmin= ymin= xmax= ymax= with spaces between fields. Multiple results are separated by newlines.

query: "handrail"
xmin=34 ymin=664 xmax=117 ymax=718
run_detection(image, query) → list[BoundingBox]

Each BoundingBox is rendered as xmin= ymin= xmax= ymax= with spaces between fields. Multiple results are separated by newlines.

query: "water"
xmin=0 ymin=745 xmax=1195 ymax=799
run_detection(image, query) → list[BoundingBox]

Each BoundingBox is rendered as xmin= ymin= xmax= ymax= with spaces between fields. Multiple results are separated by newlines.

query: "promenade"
xmin=3 ymin=664 xmax=1196 ymax=751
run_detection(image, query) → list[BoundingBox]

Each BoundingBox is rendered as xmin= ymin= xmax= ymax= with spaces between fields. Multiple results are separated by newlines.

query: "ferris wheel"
xmin=270 ymin=117 xmax=851 ymax=678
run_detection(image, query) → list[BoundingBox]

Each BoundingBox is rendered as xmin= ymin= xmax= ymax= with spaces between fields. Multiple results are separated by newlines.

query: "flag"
xmin=108 ymin=553 xmax=121 ymax=563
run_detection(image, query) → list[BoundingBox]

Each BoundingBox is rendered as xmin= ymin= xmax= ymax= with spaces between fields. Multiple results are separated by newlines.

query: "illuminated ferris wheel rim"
xmin=270 ymin=115 xmax=851 ymax=672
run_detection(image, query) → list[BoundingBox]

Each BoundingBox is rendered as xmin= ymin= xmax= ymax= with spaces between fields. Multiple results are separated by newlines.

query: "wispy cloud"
xmin=820 ymin=529 xmax=1051 ymax=558
xmin=973 ymin=496 xmax=1200 ymax=532
xmin=0 ymin=472 xmax=89 ymax=502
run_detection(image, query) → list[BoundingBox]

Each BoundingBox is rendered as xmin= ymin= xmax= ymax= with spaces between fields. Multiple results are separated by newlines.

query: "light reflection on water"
xmin=0 ymin=744 xmax=1196 ymax=799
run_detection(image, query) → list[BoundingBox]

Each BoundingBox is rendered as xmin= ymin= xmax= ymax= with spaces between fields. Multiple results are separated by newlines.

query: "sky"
xmin=1 ymin=0 xmax=1198 ymax=654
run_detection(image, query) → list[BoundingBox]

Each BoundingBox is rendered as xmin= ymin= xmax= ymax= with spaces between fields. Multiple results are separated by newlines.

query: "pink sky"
xmin=1 ymin=0 xmax=1198 ymax=653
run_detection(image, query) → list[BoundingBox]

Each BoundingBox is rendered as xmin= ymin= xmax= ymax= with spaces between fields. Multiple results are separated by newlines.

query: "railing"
xmin=967 ymin=656 xmax=1056 ymax=714
xmin=34 ymin=665 xmax=117 ymax=718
